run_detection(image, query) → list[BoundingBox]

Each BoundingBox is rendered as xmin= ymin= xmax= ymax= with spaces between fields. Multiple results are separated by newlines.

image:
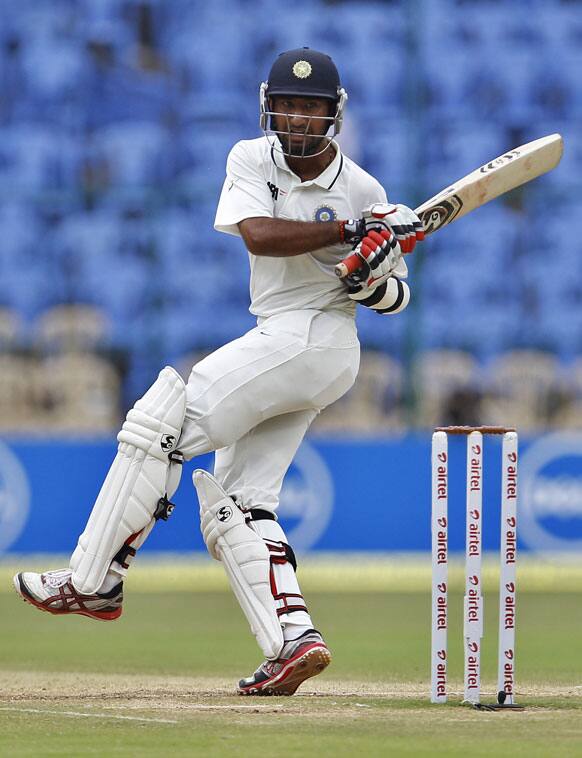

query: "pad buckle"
xmin=154 ymin=495 xmax=175 ymax=521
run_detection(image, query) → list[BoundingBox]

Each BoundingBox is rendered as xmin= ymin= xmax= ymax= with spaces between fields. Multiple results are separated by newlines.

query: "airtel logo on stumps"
xmin=469 ymin=445 xmax=482 ymax=492
xmin=435 ymin=583 xmax=447 ymax=630
xmin=501 ymin=583 xmax=516 ymax=630
xmin=435 ymin=650 xmax=447 ymax=698
xmin=436 ymin=453 xmax=447 ymax=500
xmin=436 ymin=521 xmax=447 ymax=565
xmin=466 ymin=641 xmax=480 ymax=690
xmin=500 ymin=648 xmax=515 ymax=694
xmin=506 ymin=451 xmax=518 ymax=500
xmin=468 ymin=514 xmax=481 ymax=556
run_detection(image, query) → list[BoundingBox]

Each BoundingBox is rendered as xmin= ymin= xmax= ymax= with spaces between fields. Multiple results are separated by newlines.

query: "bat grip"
xmin=334 ymin=251 xmax=364 ymax=278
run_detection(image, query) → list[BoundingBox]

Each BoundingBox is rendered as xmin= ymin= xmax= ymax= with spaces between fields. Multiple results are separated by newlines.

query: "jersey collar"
xmin=270 ymin=140 xmax=344 ymax=190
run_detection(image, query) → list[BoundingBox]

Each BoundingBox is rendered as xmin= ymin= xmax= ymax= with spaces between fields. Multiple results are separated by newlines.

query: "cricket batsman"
xmin=14 ymin=47 xmax=424 ymax=695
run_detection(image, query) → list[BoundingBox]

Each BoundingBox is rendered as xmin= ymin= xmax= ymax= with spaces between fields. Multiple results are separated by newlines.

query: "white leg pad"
xmin=194 ymin=469 xmax=284 ymax=660
xmin=70 ymin=367 xmax=186 ymax=594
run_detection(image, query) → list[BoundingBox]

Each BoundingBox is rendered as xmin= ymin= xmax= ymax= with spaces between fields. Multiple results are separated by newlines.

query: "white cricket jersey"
xmin=214 ymin=136 xmax=387 ymax=319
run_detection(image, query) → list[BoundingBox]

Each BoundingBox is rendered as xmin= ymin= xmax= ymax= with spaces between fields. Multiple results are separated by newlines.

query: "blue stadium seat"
xmin=161 ymin=299 xmax=255 ymax=357
xmin=55 ymin=211 xmax=122 ymax=268
xmin=180 ymin=126 xmax=240 ymax=178
xmin=162 ymin=5 xmax=250 ymax=94
xmin=538 ymin=0 xmax=582 ymax=53
xmin=536 ymin=303 xmax=582 ymax=358
xmin=19 ymin=31 xmax=86 ymax=101
xmin=362 ymin=121 xmax=412 ymax=196
xmin=94 ymin=121 xmax=172 ymax=186
xmin=0 ymin=124 xmax=62 ymax=190
xmin=0 ymin=201 xmax=41 ymax=266
xmin=522 ymin=121 xmax=582 ymax=189
xmin=356 ymin=306 xmax=409 ymax=353
xmin=455 ymin=302 xmax=521 ymax=359
xmin=0 ymin=267 xmax=62 ymax=320
xmin=424 ymin=119 xmax=509 ymax=187
xmin=418 ymin=301 xmax=451 ymax=350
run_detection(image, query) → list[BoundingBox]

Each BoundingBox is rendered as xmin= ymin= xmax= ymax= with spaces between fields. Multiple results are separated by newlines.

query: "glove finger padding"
xmin=365 ymin=203 xmax=425 ymax=253
xmin=359 ymin=229 xmax=402 ymax=284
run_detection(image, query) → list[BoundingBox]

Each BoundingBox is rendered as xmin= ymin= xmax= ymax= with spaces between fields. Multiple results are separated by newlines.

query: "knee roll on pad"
xmin=70 ymin=367 xmax=186 ymax=594
xmin=194 ymin=470 xmax=284 ymax=660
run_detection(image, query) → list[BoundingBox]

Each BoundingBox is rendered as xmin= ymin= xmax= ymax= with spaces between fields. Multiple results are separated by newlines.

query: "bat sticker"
xmin=479 ymin=150 xmax=520 ymax=174
xmin=419 ymin=195 xmax=463 ymax=233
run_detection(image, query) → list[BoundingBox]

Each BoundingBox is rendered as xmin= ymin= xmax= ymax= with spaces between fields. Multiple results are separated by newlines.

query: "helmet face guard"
xmin=259 ymin=48 xmax=348 ymax=159
xmin=259 ymin=82 xmax=348 ymax=158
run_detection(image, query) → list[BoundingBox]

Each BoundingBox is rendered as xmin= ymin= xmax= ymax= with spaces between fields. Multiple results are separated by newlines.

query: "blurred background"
xmin=1 ymin=0 xmax=582 ymax=558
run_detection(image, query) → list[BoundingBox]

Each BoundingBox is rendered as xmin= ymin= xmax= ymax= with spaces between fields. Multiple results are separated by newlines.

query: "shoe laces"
xmin=44 ymin=570 xmax=72 ymax=589
xmin=263 ymin=661 xmax=281 ymax=676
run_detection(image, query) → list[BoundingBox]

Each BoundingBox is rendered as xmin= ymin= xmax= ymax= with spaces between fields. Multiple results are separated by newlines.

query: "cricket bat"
xmin=334 ymin=133 xmax=563 ymax=279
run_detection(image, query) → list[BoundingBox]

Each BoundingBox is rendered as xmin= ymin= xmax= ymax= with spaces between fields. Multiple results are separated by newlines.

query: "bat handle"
xmin=334 ymin=251 xmax=363 ymax=278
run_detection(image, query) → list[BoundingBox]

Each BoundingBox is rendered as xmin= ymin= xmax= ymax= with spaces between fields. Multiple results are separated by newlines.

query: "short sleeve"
xmin=214 ymin=141 xmax=274 ymax=237
xmin=362 ymin=179 xmax=388 ymax=208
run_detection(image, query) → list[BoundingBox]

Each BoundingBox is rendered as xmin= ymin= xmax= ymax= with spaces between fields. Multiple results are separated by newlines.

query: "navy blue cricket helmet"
xmin=259 ymin=47 xmax=348 ymax=157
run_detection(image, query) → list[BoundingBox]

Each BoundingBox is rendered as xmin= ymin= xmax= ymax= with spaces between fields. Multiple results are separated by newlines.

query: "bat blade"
xmin=415 ymin=132 xmax=563 ymax=235
xmin=335 ymin=133 xmax=563 ymax=279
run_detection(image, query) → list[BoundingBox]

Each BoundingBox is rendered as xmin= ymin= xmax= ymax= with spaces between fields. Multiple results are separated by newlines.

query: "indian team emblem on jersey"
xmin=313 ymin=205 xmax=337 ymax=223
xmin=0 ymin=440 xmax=30 ymax=554
xmin=292 ymin=60 xmax=312 ymax=79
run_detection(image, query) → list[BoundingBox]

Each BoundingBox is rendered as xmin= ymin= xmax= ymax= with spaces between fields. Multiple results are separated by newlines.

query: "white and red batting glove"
xmin=371 ymin=203 xmax=425 ymax=253
xmin=357 ymin=229 xmax=403 ymax=286
xmin=336 ymin=203 xmax=424 ymax=280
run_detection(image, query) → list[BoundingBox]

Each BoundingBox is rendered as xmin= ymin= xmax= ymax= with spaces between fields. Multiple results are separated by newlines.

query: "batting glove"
xmin=346 ymin=228 xmax=405 ymax=290
xmin=339 ymin=203 xmax=425 ymax=251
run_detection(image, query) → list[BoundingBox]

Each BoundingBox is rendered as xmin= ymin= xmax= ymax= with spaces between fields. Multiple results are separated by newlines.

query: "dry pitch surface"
xmin=2 ymin=672 xmax=582 ymax=757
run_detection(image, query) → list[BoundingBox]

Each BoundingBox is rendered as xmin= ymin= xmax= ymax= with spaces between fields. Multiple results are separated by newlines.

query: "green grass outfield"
xmin=1 ymin=556 xmax=581 ymax=757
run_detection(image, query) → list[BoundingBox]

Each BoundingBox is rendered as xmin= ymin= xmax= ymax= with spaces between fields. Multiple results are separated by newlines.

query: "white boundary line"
xmin=0 ymin=707 xmax=178 ymax=724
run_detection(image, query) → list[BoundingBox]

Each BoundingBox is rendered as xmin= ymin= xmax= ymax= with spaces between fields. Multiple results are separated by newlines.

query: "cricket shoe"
xmin=13 ymin=568 xmax=123 ymax=621
xmin=238 ymin=629 xmax=331 ymax=696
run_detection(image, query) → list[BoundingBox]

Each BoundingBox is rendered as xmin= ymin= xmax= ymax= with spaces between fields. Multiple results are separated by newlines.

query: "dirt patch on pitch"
xmin=2 ymin=671 xmax=581 ymax=710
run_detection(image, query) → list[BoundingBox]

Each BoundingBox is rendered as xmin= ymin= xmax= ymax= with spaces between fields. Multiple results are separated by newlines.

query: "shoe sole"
xmin=238 ymin=643 xmax=332 ymax=696
xmin=13 ymin=574 xmax=122 ymax=622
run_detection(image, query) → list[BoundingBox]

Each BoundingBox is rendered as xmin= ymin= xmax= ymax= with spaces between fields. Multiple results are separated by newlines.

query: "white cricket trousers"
xmin=178 ymin=309 xmax=359 ymax=512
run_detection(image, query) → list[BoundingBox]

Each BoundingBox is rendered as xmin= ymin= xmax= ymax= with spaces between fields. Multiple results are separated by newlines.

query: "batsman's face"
xmin=270 ymin=96 xmax=333 ymax=157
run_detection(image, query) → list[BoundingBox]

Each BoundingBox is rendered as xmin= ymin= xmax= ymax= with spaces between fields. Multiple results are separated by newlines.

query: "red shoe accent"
xmin=14 ymin=574 xmax=122 ymax=622
xmin=239 ymin=643 xmax=331 ymax=696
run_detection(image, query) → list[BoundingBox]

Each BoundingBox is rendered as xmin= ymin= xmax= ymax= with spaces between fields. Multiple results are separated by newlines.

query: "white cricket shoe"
xmin=238 ymin=629 xmax=331 ymax=696
xmin=13 ymin=568 xmax=123 ymax=621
